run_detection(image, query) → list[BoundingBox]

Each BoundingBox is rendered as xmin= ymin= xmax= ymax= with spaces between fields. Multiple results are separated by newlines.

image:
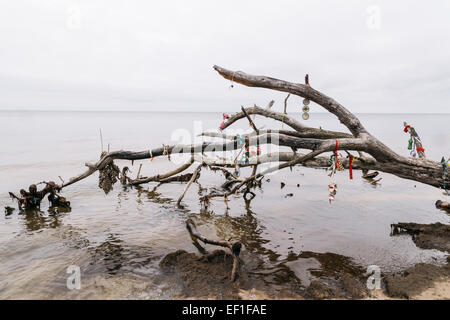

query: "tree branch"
xmin=213 ymin=65 xmax=368 ymax=137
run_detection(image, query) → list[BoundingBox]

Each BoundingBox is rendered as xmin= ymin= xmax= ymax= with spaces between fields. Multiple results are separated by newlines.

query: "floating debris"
xmin=285 ymin=193 xmax=293 ymax=198
xmin=4 ymin=206 xmax=15 ymax=216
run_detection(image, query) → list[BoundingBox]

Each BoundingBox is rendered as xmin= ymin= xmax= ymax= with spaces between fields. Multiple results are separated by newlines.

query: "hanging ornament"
xmin=326 ymin=140 xmax=346 ymax=203
xmin=328 ymin=182 xmax=337 ymax=203
xmin=327 ymin=157 xmax=337 ymax=202
xmin=234 ymin=163 xmax=240 ymax=177
xmin=332 ymin=140 xmax=344 ymax=171
xmin=404 ymin=122 xmax=426 ymax=158
xmin=301 ymin=98 xmax=310 ymax=120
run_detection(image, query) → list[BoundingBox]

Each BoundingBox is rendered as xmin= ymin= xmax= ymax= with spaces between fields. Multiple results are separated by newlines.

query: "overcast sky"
xmin=0 ymin=0 xmax=449 ymax=113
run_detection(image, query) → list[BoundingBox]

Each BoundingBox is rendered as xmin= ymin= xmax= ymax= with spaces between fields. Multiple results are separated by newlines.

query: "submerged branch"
xmin=186 ymin=219 xmax=242 ymax=281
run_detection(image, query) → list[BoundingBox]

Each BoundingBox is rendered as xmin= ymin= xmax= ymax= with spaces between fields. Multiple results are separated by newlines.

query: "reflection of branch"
xmin=186 ymin=219 xmax=242 ymax=282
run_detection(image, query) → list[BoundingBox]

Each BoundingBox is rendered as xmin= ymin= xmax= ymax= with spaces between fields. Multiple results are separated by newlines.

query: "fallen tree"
xmin=8 ymin=65 xmax=449 ymax=207
xmin=7 ymin=65 xmax=449 ymax=280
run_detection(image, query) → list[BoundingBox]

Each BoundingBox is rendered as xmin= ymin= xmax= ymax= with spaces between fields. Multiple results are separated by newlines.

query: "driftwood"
xmin=7 ymin=64 xmax=449 ymax=282
xmin=8 ymin=65 xmax=449 ymax=209
xmin=176 ymin=164 xmax=202 ymax=206
xmin=9 ymin=181 xmax=68 ymax=210
xmin=435 ymin=200 xmax=450 ymax=212
xmin=186 ymin=219 xmax=242 ymax=282
xmin=212 ymin=65 xmax=449 ymax=190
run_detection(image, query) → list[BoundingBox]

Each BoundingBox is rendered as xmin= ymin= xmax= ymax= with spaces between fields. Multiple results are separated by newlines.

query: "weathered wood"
xmin=176 ymin=164 xmax=202 ymax=206
xmin=213 ymin=65 xmax=449 ymax=190
xmin=9 ymin=65 xmax=449 ymax=210
xmin=130 ymin=157 xmax=194 ymax=186
xmin=435 ymin=200 xmax=450 ymax=211
xmin=186 ymin=219 xmax=241 ymax=281
xmin=214 ymin=65 xmax=368 ymax=137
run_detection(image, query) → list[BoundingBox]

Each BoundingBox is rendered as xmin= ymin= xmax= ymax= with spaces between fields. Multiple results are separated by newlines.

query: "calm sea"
xmin=0 ymin=110 xmax=449 ymax=298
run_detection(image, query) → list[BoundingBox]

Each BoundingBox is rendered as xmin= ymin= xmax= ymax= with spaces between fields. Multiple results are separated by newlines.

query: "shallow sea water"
xmin=0 ymin=110 xmax=449 ymax=299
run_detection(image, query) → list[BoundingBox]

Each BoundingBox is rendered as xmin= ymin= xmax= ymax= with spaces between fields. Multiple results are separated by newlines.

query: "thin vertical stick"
xmin=136 ymin=163 xmax=143 ymax=179
xmin=177 ymin=164 xmax=202 ymax=206
xmin=99 ymin=128 xmax=104 ymax=152
xmin=282 ymin=93 xmax=290 ymax=129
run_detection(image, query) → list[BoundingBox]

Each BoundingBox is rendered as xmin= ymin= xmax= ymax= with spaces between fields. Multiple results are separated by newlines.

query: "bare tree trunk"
xmin=212 ymin=65 xmax=448 ymax=190
xmin=9 ymin=65 xmax=448 ymax=210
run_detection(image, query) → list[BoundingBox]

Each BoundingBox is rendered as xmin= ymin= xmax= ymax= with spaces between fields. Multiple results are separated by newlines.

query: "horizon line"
xmin=0 ymin=109 xmax=449 ymax=115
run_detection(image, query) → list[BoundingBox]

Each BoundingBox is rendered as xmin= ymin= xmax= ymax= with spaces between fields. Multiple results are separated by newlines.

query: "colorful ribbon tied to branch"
xmin=333 ymin=140 xmax=344 ymax=171
xmin=349 ymin=155 xmax=353 ymax=180
xmin=219 ymin=113 xmax=230 ymax=131
xmin=408 ymin=138 xmax=413 ymax=150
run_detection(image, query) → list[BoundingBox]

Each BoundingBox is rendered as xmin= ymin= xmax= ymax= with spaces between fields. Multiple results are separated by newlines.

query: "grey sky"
xmin=0 ymin=0 xmax=449 ymax=112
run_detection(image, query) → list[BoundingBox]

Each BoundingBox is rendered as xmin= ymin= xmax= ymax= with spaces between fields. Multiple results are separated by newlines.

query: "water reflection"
xmin=89 ymin=234 xmax=125 ymax=275
xmin=86 ymin=233 xmax=157 ymax=277
xmin=136 ymin=185 xmax=175 ymax=206
xmin=172 ymin=198 xmax=371 ymax=296
xmin=18 ymin=206 xmax=69 ymax=232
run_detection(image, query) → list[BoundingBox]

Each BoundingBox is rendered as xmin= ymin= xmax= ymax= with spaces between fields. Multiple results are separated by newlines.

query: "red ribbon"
xmin=349 ymin=156 xmax=353 ymax=180
xmin=417 ymin=146 xmax=425 ymax=153
xmin=403 ymin=125 xmax=411 ymax=133
xmin=219 ymin=113 xmax=229 ymax=131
